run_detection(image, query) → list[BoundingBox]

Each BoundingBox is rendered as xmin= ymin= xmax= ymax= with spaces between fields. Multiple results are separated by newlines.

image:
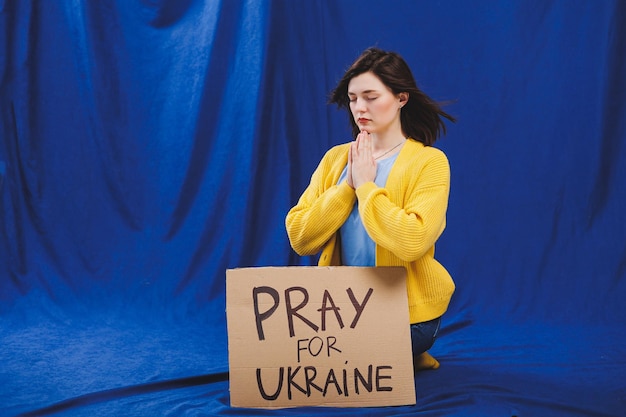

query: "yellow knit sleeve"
xmin=285 ymin=146 xmax=356 ymax=256
xmin=356 ymin=148 xmax=450 ymax=262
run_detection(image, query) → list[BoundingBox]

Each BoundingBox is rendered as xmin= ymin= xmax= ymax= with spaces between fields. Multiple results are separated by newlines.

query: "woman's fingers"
xmin=347 ymin=142 xmax=355 ymax=188
xmin=351 ymin=132 xmax=376 ymax=188
xmin=356 ymin=131 xmax=372 ymax=160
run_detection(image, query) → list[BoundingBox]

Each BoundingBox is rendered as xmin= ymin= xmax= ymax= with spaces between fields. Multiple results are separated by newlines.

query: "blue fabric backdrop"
xmin=1 ymin=1 xmax=625 ymax=416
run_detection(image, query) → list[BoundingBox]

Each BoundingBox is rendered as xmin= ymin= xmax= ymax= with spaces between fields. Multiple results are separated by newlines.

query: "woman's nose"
xmin=354 ymin=97 xmax=367 ymax=112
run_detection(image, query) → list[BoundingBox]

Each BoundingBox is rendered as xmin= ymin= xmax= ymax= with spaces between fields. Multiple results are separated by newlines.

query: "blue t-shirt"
xmin=337 ymin=153 xmax=399 ymax=266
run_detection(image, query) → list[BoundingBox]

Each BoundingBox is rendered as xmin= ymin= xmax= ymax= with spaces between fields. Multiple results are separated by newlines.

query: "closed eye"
xmin=347 ymin=95 xmax=377 ymax=102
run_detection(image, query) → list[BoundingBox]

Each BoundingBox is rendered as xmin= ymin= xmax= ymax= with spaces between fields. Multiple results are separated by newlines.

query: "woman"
xmin=285 ymin=47 xmax=455 ymax=371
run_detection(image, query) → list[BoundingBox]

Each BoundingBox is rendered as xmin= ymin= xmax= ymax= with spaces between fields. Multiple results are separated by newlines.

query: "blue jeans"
xmin=410 ymin=316 xmax=441 ymax=356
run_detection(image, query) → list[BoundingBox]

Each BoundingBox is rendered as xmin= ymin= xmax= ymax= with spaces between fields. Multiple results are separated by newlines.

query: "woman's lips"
xmin=357 ymin=118 xmax=370 ymax=124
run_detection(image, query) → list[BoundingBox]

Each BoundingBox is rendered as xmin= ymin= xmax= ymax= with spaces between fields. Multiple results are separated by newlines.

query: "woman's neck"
xmin=370 ymin=128 xmax=406 ymax=153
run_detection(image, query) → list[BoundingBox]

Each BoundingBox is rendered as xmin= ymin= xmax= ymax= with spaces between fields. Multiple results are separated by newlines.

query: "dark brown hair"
xmin=329 ymin=47 xmax=455 ymax=146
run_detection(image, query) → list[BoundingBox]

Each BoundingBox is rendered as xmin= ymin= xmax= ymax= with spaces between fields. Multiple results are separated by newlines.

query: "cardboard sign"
xmin=226 ymin=266 xmax=416 ymax=409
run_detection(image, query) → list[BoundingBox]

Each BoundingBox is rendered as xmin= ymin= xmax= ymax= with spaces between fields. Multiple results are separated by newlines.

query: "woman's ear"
xmin=398 ymin=92 xmax=409 ymax=108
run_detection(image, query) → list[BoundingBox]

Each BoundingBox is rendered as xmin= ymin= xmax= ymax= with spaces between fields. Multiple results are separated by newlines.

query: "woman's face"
xmin=348 ymin=71 xmax=404 ymax=135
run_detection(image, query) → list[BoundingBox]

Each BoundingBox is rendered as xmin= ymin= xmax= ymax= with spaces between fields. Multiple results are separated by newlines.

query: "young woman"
xmin=285 ymin=47 xmax=455 ymax=371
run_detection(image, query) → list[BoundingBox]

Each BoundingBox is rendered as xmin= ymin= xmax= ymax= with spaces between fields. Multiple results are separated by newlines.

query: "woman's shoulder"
xmin=405 ymin=139 xmax=448 ymax=163
xmin=321 ymin=141 xmax=351 ymax=162
xmin=309 ymin=142 xmax=350 ymax=176
xmin=327 ymin=141 xmax=351 ymax=154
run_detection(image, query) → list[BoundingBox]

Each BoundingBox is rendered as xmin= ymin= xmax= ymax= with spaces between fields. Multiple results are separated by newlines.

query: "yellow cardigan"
xmin=286 ymin=138 xmax=455 ymax=324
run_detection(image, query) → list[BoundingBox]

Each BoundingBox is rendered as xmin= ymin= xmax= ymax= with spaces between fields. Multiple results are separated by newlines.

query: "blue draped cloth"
xmin=1 ymin=1 xmax=624 ymax=416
